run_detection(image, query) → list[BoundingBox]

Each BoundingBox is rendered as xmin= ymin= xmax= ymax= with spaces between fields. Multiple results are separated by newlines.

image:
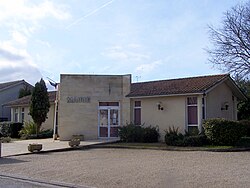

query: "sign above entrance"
xmin=67 ymin=96 xmax=90 ymax=103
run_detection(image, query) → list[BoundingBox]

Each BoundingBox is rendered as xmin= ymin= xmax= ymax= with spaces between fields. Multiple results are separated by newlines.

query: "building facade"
xmin=0 ymin=80 xmax=33 ymax=121
xmin=58 ymin=74 xmax=131 ymax=140
xmin=58 ymin=74 xmax=246 ymax=141
xmin=6 ymin=74 xmax=246 ymax=141
xmin=4 ymin=92 xmax=56 ymax=131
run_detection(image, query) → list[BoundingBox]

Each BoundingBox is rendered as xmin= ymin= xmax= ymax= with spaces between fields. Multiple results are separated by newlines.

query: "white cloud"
xmin=127 ymin=43 xmax=142 ymax=49
xmin=0 ymin=0 xmax=70 ymax=22
xmin=0 ymin=59 xmax=42 ymax=84
xmin=0 ymin=41 xmax=29 ymax=61
xmin=0 ymin=40 xmax=41 ymax=84
xmin=135 ymin=60 xmax=163 ymax=74
xmin=11 ymin=31 xmax=27 ymax=46
xmin=66 ymin=0 xmax=115 ymax=29
xmin=102 ymin=44 xmax=150 ymax=62
xmin=36 ymin=39 xmax=52 ymax=48
xmin=0 ymin=0 xmax=71 ymax=83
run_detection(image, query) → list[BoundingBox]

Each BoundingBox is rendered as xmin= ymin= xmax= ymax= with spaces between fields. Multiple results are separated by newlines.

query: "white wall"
xmin=206 ymin=82 xmax=237 ymax=120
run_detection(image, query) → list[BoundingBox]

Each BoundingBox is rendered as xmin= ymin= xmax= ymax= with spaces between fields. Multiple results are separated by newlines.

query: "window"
xmin=21 ymin=108 xmax=25 ymax=123
xmin=134 ymin=101 xmax=141 ymax=125
xmin=14 ymin=108 xmax=19 ymax=123
xmin=187 ymin=97 xmax=198 ymax=125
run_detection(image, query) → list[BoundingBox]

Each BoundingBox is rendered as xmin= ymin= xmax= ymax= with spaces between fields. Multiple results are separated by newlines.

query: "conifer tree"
xmin=30 ymin=78 xmax=50 ymax=136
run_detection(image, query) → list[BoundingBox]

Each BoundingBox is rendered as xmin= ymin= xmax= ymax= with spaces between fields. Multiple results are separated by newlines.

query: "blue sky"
xmin=0 ymin=0 xmax=247 ymax=88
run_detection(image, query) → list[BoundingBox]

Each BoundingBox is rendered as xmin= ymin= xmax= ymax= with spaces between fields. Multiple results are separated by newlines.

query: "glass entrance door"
xmin=99 ymin=109 xmax=109 ymax=137
xmin=98 ymin=104 xmax=119 ymax=138
xmin=110 ymin=109 xmax=119 ymax=137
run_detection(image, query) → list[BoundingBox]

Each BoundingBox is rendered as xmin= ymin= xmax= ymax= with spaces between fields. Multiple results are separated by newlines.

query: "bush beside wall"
xmin=235 ymin=137 xmax=250 ymax=147
xmin=164 ymin=126 xmax=209 ymax=147
xmin=118 ymin=123 xmax=160 ymax=143
xmin=143 ymin=126 xmax=160 ymax=143
xmin=164 ymin=127 xmax=184 ymax=146
xmin=183 ymin=135 xmax=209 ymax=147
xmin=239 ymin=120 xmax=250 ymax=137
xmin=19 ymin=121 xmax=53 ymax=139
xmin=203 ymin=119 xmax=246 ymax=146
xmin=0 ymin=122 xmax=23 ymax=138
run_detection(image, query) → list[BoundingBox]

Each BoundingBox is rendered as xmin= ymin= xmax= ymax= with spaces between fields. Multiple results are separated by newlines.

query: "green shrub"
xmin=164 ymin=126 xmax=184 ymax=146
xmin=0 ymin=122 xmax=23 ymax=138
xmin=118 ymin=123 xmax=160 ymax=143
xmin=19 ymin=121 xmax=53 ymax=139
xmin=10 ymin=123 xmax=23 ymax=138
xmin=118 ymin=123 xmax=144 ymax=142
xmin=19 ymin=121 xmax=37 ymax=139
xmin=37 ymin=129 xmax=53 ymax=138
xmin=0 ymin=122 xmax=11 ymax=137
xmin=186 ymin=126 xmax=199 ymax=136
xmin=239 ymin=120 xmax=250 ymax=137
xmin=203 ymin=119 xmax=246 ymax=146
xmin=143 ymin=126 xmax=160 ymax=143
xmin=235 ymin=137 xmax=250 ymax=147
xmin=183 ymin=135 xmax=209 ymax=147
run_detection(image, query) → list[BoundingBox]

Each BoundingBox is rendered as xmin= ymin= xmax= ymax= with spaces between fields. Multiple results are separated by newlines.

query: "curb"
xmin=0 ymin=172 xmax=94 ymax=188
xmin=2 ymin=140 xmax=120 ymax=157
xmin=89 ymin=144 xmax=250 ymax=152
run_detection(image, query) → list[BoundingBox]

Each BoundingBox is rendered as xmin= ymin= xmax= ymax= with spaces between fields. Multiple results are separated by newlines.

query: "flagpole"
xmin=53 ymin=84 xmax=58 ymax=140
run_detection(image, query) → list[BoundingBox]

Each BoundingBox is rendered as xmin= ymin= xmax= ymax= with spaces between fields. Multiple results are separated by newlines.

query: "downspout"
xmin=201 ymin=92 xmax=207 ymax=131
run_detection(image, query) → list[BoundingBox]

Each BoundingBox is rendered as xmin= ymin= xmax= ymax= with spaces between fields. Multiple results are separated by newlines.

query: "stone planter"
xmin=69 ymin=138 xmax=80 ymax=147
xmin=28 ymin=144 xmax=42 ymax=152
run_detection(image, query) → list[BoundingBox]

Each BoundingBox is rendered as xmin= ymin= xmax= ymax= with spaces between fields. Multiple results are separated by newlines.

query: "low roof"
xmin=0 ymin=80 xmax=33 ymax=92
xmin=3 ymin=91 xmax=56 ymax=107
xmin=127 ymin=74 xmax=246 ymax=100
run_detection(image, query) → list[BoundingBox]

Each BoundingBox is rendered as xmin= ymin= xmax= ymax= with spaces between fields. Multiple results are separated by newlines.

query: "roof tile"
xmin=127 ymin=74 xmax=229 ymax=97
xmin=0 ymin=80 xmax=24 ymax=90
xmin=4 ymin=91 xmax=56 ymax=107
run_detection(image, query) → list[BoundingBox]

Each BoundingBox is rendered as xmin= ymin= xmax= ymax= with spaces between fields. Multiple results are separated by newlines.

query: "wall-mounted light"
xmin=157 ymin=102 xmax=164 ymax=111
xmin=221 ymin=102 xmax=229 ymax=110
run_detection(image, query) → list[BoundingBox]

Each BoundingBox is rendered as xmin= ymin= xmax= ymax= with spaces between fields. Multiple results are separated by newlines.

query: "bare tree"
xmin=207 ymin=1 xmax=250 ymax=79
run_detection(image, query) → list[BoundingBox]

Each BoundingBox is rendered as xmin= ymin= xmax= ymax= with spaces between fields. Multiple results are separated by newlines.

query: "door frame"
xmin=98 ymin=105 xmax=120 ymax=138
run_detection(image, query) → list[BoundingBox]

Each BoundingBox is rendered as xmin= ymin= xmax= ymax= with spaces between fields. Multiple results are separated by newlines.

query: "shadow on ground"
xmin=0 ymin=158 xmax=28 ymax=165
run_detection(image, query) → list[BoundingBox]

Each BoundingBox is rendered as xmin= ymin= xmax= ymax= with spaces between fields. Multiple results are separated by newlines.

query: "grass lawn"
xmin=98 ymin=142 xmax=248 ymax=152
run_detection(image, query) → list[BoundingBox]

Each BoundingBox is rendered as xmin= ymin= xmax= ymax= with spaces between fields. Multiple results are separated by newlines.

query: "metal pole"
xmin=0 ymin=141 xmax=2 ymax=158
xmin=53 ymin=85 xmax=58 ymax=140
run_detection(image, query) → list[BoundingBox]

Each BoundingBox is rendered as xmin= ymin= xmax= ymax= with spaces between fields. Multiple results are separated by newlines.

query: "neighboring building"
xmin=4 ymin=91 xmax=56 ymax=131
xmin=0 ymin=80 xmax=33 ymax=121
xmin=58 ymin=73 xmax=246 ymax=141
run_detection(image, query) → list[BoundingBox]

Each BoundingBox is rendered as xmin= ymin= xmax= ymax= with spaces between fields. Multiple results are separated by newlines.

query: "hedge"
xmin=118 ymin=123 xmax=160 ymax=143
xmin=0 ymin=122 xmax=23 ymax=138
xmin=164 ymin=127 xmax=184 ymax=146
xmin=239 ymin=120 xmax=250 ymax=137
xmin=183 ymin=135 xmax=209 ymax=147
xmin=235 ymin=137 xmax=250 ymax=147
xmin=203 ymin=119 xmax=246 ymax=146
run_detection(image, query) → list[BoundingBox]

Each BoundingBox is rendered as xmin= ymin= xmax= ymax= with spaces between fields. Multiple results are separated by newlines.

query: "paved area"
xmin=0 ymin=138 xmax=118 ymax=157
xmin=0 ymin=176 xmax=59 ymax=188
xmin=0 ymin=148 xmax=249 ymax=188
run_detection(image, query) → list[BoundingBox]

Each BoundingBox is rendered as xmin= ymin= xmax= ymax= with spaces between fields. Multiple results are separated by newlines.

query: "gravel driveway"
xmin=0 ymin=148 xmax=249 ymax=188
